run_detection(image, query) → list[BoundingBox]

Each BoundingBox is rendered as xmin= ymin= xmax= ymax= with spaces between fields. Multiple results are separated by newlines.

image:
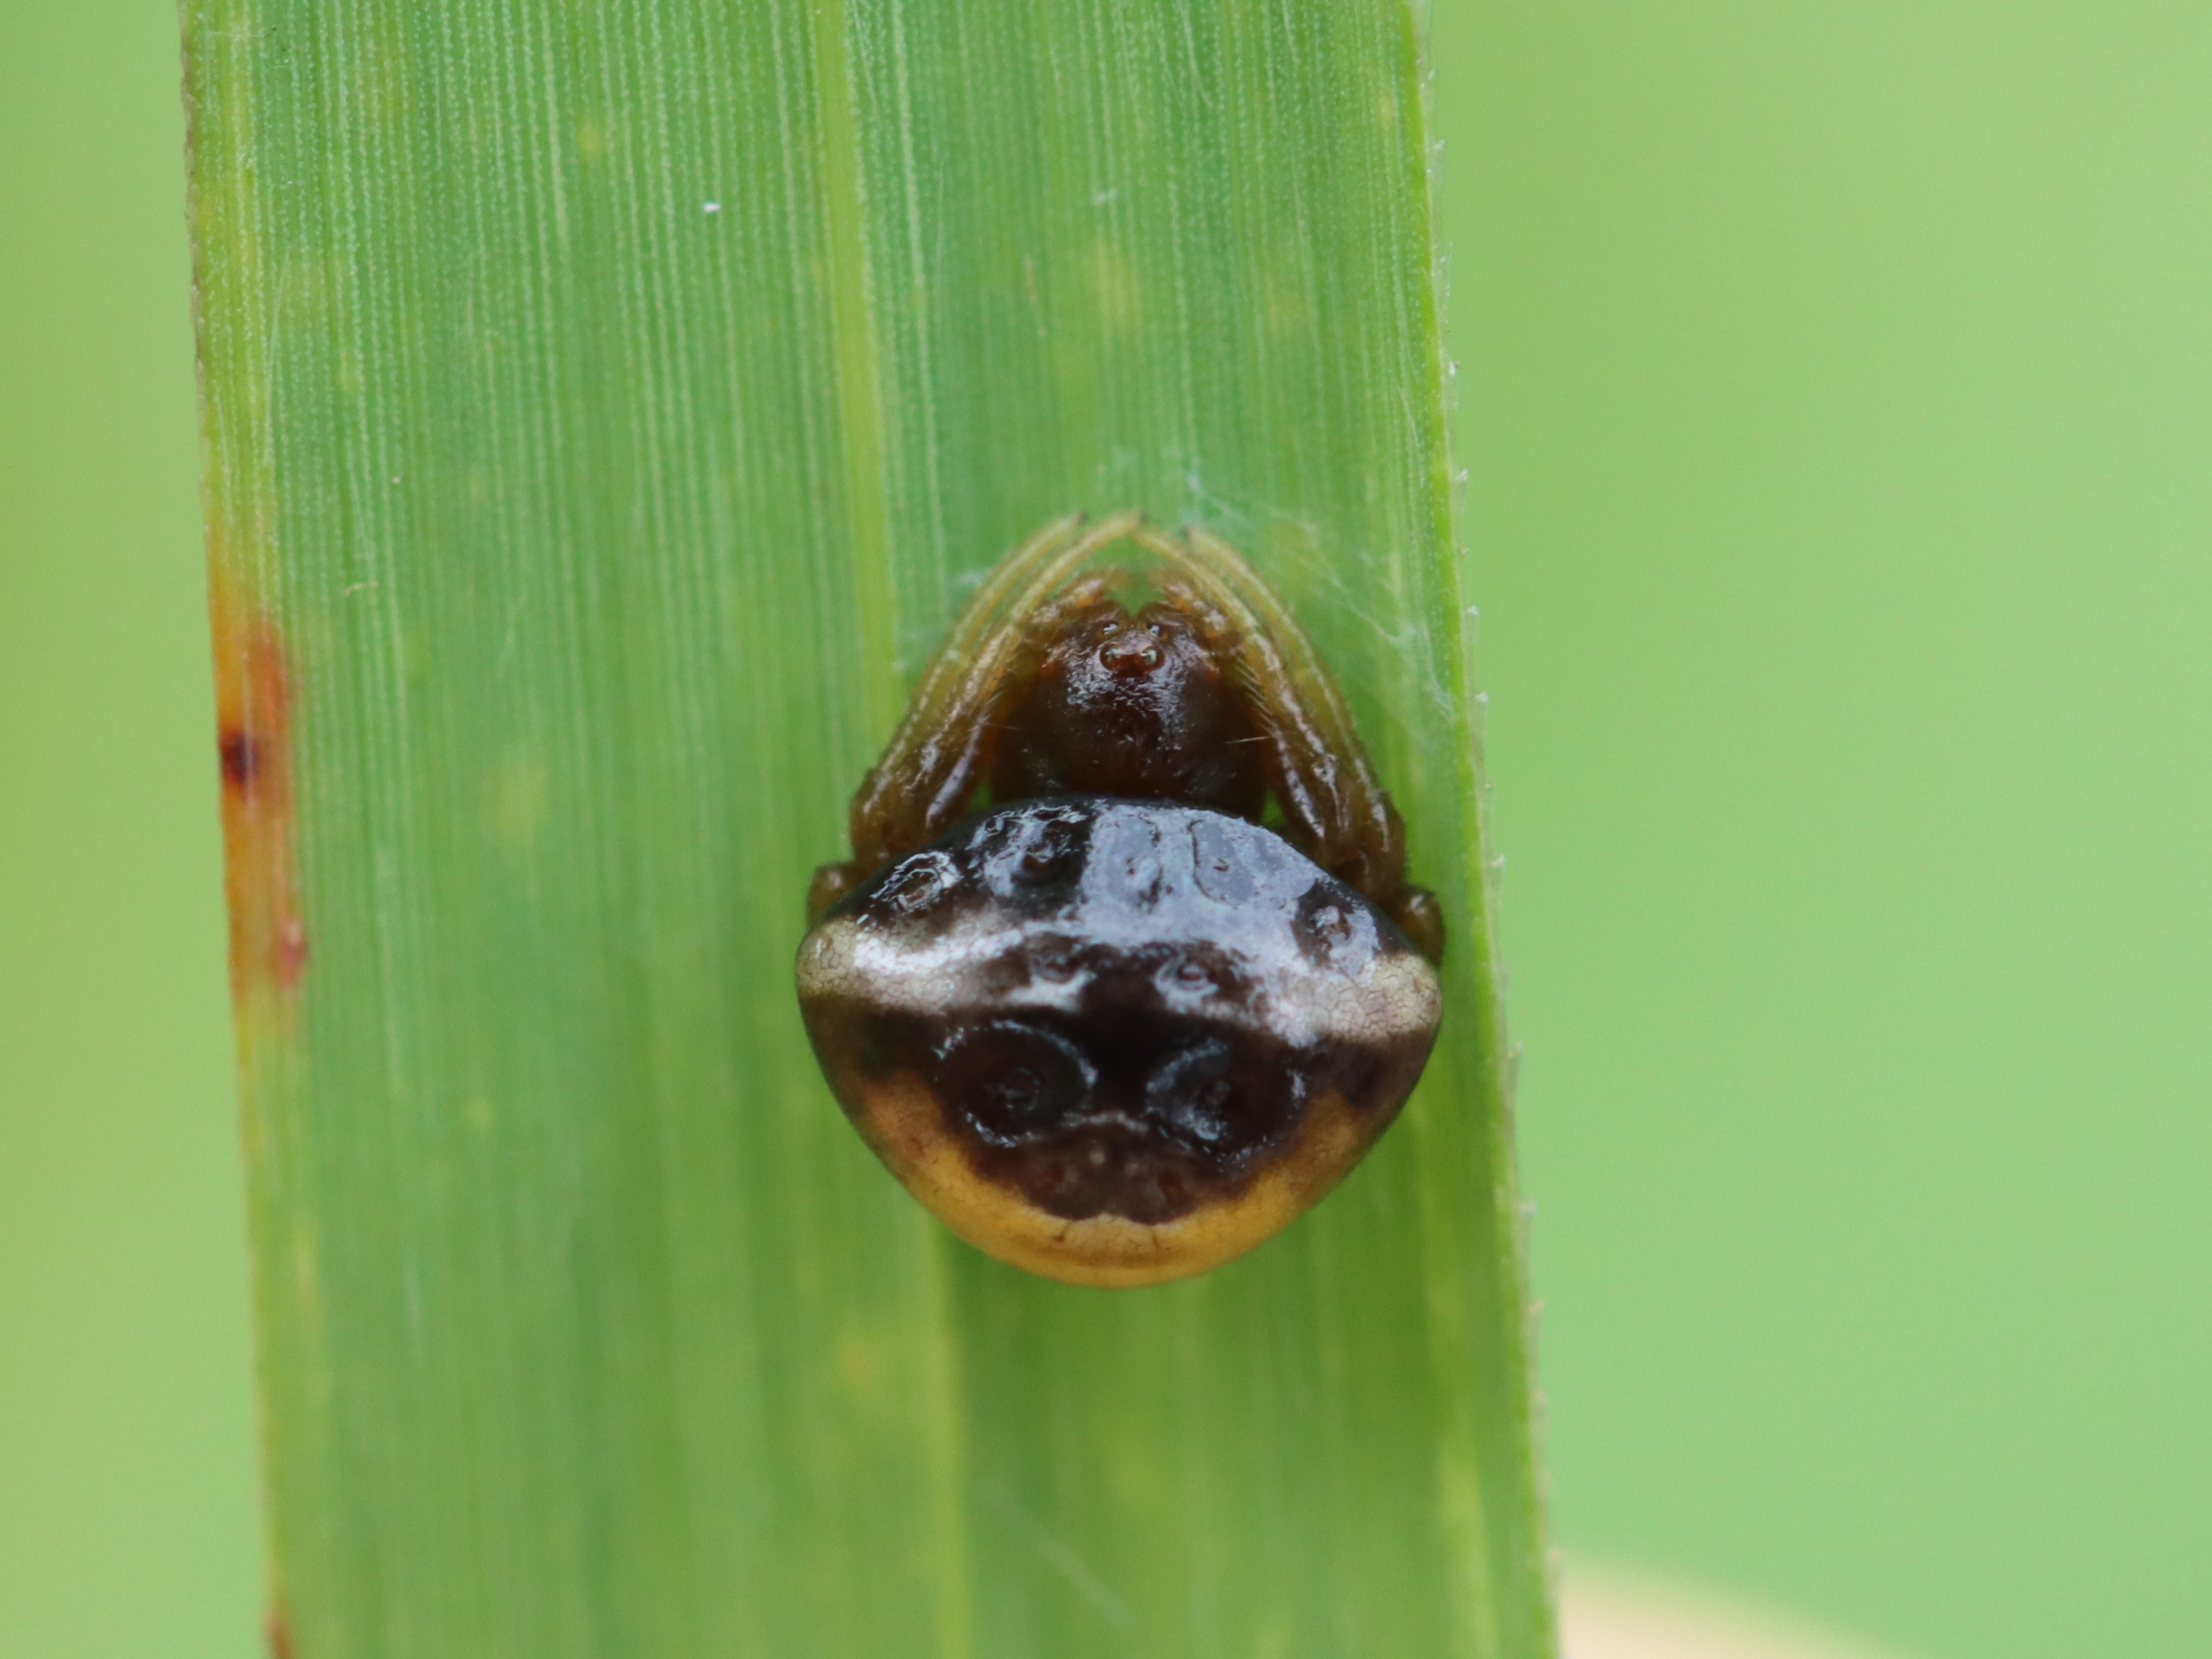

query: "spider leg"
xmin=1137 ymin=524 xmax=1442 ymax=962
xmin=810 ymin=511 xmax=1142 ymax=919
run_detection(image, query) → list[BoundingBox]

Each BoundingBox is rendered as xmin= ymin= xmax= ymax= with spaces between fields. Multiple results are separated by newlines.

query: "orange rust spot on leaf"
xmin=266 ymin=1607 xmax=295 ymax=1659
xmin=210 ymin=575 xmax=306 ymax=995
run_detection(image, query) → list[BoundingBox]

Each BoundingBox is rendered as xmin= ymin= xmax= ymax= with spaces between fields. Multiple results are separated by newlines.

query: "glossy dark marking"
xmin=1293 ymin=883 xmax=1380 ymax=967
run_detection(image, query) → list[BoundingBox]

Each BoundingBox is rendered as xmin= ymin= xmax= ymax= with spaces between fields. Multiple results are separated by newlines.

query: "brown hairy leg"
xmin=1138 ymin=527 xmax=1444 ymax=963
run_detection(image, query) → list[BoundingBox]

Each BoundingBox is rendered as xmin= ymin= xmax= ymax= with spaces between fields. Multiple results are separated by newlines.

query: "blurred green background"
xmin=2 ymin=2 xmax=2204 ymax=1657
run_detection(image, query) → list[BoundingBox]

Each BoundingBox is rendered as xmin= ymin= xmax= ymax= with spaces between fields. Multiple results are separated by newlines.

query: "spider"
xmin=795 ymin=513 xmax=1444 ymax=1287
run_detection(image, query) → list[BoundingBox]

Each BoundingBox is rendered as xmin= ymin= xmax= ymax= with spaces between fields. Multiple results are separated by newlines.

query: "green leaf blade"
xmin=187 ymin=2 xmax=1553 ymax=1655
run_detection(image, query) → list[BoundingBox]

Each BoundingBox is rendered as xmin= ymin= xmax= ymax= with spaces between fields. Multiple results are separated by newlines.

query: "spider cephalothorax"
xmin=795 ymin=514 xmax=1444 ymax=1287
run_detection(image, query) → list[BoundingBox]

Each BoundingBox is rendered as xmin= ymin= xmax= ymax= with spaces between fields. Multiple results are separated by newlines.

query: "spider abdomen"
xmin=795 ymin=798 xmax=1442 ymax=1287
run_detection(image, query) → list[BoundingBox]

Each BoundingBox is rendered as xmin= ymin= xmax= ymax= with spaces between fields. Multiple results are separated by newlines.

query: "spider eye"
xmin=1098 ymin=632 xmax=1164 ymax=675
